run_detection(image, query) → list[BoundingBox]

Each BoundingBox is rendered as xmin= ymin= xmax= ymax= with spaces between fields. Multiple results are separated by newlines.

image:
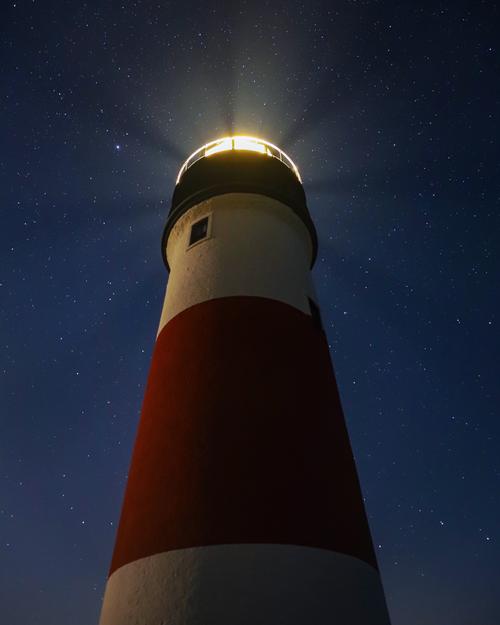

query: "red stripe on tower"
xmin=99 ymin=137 xmax=391 ymax=625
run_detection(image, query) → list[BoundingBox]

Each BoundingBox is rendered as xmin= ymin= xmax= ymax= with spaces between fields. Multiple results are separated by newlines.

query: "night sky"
xmin=1 ymin=1 xmax=499 ymax=623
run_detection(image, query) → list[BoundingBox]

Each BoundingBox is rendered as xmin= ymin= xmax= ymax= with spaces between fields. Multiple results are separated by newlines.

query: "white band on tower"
xmin=100 ymin=545 xmax=390 ymax=625
xmin=158 ymin=192 xmax=315 ymax=334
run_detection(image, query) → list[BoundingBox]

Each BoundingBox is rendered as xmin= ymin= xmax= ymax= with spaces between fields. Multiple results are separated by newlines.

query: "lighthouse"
xmin=99 ymin=136 xmax=391 ymax=624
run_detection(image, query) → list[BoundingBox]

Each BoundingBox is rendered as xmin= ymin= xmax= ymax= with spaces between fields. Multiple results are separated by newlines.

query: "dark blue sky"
xmin=1 ymin=1 xmax=499 ymax=623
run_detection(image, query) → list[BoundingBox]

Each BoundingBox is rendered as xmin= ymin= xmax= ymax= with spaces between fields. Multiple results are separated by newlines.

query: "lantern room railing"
xmin=176 ymin=136 xmax=302 ymax=184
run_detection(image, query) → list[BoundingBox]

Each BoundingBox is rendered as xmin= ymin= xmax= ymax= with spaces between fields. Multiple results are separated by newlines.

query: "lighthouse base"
xmin=99 ymin=544 xmax=390 ymax=625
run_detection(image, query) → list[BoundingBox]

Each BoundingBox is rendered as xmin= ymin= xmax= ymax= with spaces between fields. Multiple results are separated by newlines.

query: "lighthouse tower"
xmin=99 ymin=136 xmax=391 ymax=624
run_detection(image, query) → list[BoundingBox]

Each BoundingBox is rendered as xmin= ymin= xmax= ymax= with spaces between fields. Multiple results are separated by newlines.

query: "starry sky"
xmin=1 ymin=1 xmax=499 ymax=623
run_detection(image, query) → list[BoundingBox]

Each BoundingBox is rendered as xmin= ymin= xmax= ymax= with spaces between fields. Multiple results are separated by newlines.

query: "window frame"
xmin=187 ymin=213 xmax=212 ymax=250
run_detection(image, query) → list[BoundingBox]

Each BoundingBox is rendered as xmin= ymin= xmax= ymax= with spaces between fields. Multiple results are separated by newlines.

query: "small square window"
xmin=189 ymin=216 xmax=209 ymax=246
xmin=308 ymin=297 xmax=324 ymax=333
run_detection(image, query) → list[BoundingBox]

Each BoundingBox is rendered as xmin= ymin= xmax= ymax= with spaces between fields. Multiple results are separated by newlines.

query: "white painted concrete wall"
xmin=100 ymin=544 xmax=391 ymax=625
xmin=158 ymin=193 xmax=316 ymax=335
